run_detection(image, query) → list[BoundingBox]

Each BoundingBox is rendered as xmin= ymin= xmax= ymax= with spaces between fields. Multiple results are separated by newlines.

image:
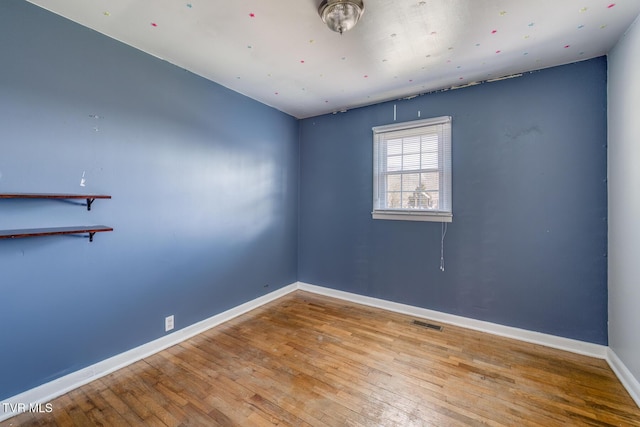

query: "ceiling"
xmin=26 ymin=0 xmax=640 ymax=119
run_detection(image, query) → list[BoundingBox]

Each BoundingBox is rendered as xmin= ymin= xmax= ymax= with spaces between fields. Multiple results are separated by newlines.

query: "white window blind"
xmin=372 ymin=116 xmax=452 ymax=222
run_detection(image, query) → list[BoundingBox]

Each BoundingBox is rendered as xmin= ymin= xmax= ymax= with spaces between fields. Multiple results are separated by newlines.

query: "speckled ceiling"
xmin=25 ymin=0 xmax=640 ymax=118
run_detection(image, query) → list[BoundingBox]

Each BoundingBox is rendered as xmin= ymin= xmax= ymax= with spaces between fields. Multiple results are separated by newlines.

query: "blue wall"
xmin=0 ymin=0 xmax=610 ymax=402
xmin=299 ymin=58 xmax=608 ymax=345
xmin=0 ymin=1 xmax=298 ymax=399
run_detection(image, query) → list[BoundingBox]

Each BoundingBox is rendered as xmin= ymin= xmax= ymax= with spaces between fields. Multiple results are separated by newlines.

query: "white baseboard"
xmin=298 ymin=282 xmax=639 ymax=409
xmin=0 ymin=283 xmax=298 ymax=422
xmin=296 ymin=282 xmax=608 ymax=359
xmin=606 ymin=348 xmax=640 ymax=408
xmin=3 ymin=280 xmax=637 ymax=422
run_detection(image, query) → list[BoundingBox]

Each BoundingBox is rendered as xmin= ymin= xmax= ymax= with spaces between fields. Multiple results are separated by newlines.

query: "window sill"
xmin=372 ymin=210 xmax=453 ymax=223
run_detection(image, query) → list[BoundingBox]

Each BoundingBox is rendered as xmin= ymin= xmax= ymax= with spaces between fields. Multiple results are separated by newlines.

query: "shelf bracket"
xmin=86 ymin=198 xmax=95 ymax=211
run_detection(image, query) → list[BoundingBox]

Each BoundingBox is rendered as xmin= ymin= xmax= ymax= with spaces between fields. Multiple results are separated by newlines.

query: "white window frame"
xmin=372 ymin=116 xmax=452 ymax=222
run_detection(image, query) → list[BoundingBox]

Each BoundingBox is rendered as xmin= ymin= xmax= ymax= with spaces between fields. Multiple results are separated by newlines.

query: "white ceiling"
xmin=26 ymin=0 xmax=640 ymax=119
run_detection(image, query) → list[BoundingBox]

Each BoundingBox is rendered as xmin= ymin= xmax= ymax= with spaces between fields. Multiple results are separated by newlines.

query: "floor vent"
xmin=412 ymin=320 xmax=443 ymax=331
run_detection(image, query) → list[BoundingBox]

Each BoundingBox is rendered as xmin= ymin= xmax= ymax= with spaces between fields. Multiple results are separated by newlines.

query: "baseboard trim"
xmin=606 ymin=348 xmax=640 ymax=408
xmin=0 ymin=283 xmax=298 ymax=422
xmin=296 ymin=282 xmax=608 ymax=359
xmin=4 ymin=280 xmax=637 ymax=422
xmin=298 ymin=282 xmax=640 ymax=408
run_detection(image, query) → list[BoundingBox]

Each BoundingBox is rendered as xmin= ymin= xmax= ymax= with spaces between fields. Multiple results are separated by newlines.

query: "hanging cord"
xmin=440 ymin=222 xmax=448 ymax=271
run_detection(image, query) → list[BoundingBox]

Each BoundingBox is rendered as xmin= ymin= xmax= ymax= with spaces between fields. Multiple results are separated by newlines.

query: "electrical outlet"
xmin=165 ymin=315 xmax=174 ymax=332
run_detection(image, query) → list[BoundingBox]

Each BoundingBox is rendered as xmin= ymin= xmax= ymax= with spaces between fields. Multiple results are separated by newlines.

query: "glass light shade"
xmin=319 ymin=0 xmax=364 ymax=34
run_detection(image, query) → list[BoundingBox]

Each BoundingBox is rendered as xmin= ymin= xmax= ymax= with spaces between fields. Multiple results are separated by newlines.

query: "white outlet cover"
xmin=165 ymin=315 xmax=174 ymax=332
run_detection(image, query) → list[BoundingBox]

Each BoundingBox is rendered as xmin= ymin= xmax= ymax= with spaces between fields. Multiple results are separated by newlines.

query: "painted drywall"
xmin=0 ymin=0 xmax=298 ymax=400
xmin=299 ymin=58 xmax=608 ymax=344
xmin=608 ymin=16 xmax=640 ymax=384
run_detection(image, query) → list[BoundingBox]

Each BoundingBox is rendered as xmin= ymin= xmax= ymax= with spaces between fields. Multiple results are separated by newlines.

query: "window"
xmin=372 ymin=116 xmax=452 ymax=222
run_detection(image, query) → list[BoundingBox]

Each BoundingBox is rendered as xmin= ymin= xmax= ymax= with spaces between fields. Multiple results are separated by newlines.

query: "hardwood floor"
xmin=3 ymin=291 xmax=639 ymax=426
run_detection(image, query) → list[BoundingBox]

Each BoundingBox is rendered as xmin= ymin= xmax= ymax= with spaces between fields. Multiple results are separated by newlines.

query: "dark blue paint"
xmin=299 ymin=58 xmax=608 ymax=345
xmin=0 ymin=1 xmax=298 ymax=399
xmin=0 ymin=0 xmax=609 ymax=402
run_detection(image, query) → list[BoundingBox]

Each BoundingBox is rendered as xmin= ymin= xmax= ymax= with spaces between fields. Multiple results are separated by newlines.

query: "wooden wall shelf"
xmin=0 ymin=193 xmax=111 ymax=211
xmin=0 ymin=226 xmax=113 ymax=242
xmin=0 ymin=193 xmax=113 ymax=243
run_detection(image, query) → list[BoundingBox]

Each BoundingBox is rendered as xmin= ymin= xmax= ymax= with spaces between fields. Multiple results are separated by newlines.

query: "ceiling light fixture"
xmin=318 ymin=0 xmax=365 ymax=34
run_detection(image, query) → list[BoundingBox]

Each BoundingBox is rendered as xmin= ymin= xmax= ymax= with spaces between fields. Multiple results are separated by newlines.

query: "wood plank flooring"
xmin=3 ymin=291 xmax=639 ymax=426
